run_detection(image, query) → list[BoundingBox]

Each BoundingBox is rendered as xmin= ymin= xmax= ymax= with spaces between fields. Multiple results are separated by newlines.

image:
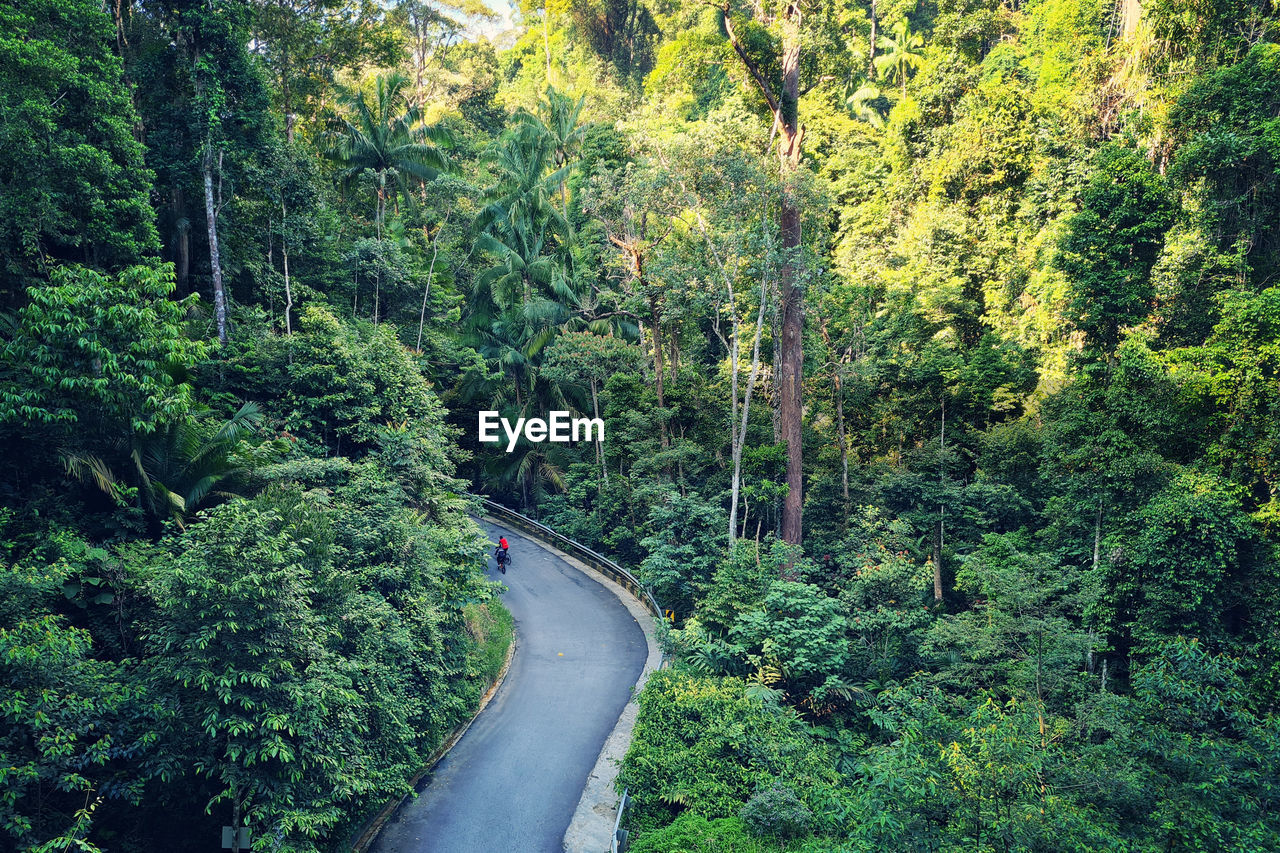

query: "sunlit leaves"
xmin=0 ymin=264 xmax=205 ymax=435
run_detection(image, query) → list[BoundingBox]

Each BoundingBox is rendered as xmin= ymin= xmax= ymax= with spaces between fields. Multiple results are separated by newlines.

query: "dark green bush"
xmin=739 ymin=781 xmax=812 ymax=841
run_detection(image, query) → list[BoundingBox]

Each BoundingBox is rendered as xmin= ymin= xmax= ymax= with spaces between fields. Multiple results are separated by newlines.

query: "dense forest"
xmin=2 ymin=0 xmax=1280 ymax=847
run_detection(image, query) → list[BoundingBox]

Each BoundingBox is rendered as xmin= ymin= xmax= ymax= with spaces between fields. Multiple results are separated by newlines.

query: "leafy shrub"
xmin=638 ymin=488 xmax=726 ymax=615
xmin=0 ymin=264 xmax=204 ymax=434
xmin=740 ymin=781 xmax=812 ymax=840
xmin=730 ymin=581 xmax=850 ymax=699
xmin=617 ymin=670 xmax=836 ymax=832
xmin=697 ymin=539 xmax=778 ymax=634
xmin=216 ymin=306 xmax=452 ymax=460
xmin=629 ymin=814 xmax=783 ymax=853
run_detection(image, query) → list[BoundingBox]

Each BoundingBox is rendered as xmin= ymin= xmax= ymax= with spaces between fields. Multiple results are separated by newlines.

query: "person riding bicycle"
xmin=495 ymin=536 xmax=509 ymax=573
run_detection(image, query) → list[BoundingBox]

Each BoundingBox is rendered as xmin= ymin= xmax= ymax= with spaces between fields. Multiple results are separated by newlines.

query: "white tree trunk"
xmin=591 ymin=379 xmax=607 ymax=482
xmin=202 ymin=146 xmax=227 ymax=345
xmin=281 ymin=201 xmax=292 ymax=336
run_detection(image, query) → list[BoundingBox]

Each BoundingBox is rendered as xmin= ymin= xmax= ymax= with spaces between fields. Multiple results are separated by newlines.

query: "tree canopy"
xmin=3 ymin=0 xmax=1280 ymax=848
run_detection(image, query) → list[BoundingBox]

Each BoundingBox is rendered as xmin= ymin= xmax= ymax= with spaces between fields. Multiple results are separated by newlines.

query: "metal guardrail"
xmin=474 ymin=496 xmax=658 ymax=853
xmin=477 ymin=497 xmax=664 ymax=621
xmin=611 ymin=790 xmax=631 ymax=853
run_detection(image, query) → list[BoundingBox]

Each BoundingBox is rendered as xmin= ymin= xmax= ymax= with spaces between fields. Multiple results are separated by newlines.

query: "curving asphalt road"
xmin=370 ymin=519 xmax=648 ymax=853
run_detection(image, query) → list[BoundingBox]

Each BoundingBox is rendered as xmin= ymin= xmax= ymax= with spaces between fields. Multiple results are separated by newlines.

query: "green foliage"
xmin=1170 ymin=285 xmax=1280 ymax=531
xmin=618 ymin=670 xmax=836 ymax=832
xmin=464 ymin=602 xmax=516 ymax=685
xmin=731 ymin=581 xmax=851 ymax=703
xmin=0 ymin=0 xmax=158 ymax=296
xmin=638 ymin=489 xmax=726 ymax=614
xmin=253 ymin=0 xmax=404 ymax=130
xmin=926 ymin=533 xmax=1093 ymax=708
xmin=1077 ymin=639 xmax=1280 ymax=851
xmin=1057 ymin=146 xmax=1178 ymax=354
xmin=134 ymin=464 xmax=490 ymax=847
xmin=629 ymin=814 xmax=786 ymax=853
xmin=847 ymin=684 xmax=1116 ymax=851
xmin=838 ymin=544 xmax=934 ymax=683
xmin=62 ymin=401 xmax=282 ymax=527
xmin=1095 ymin=470 xmax=1264 ymax=657
xmin=698 ymin=539 xmax=776 ymax=634
xmin=568 ymin=0 xmax=660 ymax=77
xmin=739 ymin=781 xmax=812 ymax=841
xmin=1168 ymin=44 xmax=1280 ymax=285
xmin=146 ymin=494 xmax=363 ymax=839
xmin=0 ymin=264 xmax=205 ymax=434
xmin=541 ymin=331 xmax=643 ymax=392
xmin=220 ymin=305 xmax=453 ymax=460
xmin=0 ymin=527 xmax=156 ymax=852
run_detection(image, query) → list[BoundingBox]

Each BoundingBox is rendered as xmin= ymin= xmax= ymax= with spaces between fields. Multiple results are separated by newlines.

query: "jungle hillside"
xmin=2 ymin=0 xmax=1280 ymax=848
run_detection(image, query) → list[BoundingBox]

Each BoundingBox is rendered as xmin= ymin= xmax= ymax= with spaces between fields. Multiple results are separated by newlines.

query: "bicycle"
xmin=495 ymin=547 xmax=509 ymax=574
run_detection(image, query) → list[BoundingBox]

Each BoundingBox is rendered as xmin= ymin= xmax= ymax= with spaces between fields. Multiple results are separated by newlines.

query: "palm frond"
xmin=61 ymin=452 xmax=128 ymax=505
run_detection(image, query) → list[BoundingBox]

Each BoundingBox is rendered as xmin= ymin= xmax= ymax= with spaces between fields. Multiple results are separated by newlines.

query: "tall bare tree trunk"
xmin=543 ymin=5 xmax=553 ymax=81
xmin=722 ymin=4 xmax=806 ymax=548
xmin=374 ymin=176 xmax=386 ymax=326
xmin=933 ymin=395 xmax=946 ymax=601
xmin=230 ymin=780 xmax=242 ymax=853
xmin=282 ymin=65 xmax=295 ymax=143
xmin=281 ymin=201 xmax=292 ymax=336
xmin=772 ymin=316 xmax=782 ymax=444
xmin=729 ymin=283 xmax=768 ymax=543
xmin=650 ymin=296 xmax=670 ymax=450
xmin=835 ymin=378 xmax=849 ymax=504
xmin=819 ymin=317 xmax=850 ymax=505
xmin=591 ymin=378 xmax=607 ymax=482
xmin=933 ymin=515 xmax=945 ymax=601
xmin=868 ymin=0 xmax=878 ymax=75
xmin=679 ymin=191 xmax=770 ymax=545
xmin=1092 ymin=501 xmax=1103 ymax=570
xmin=173 ymin=187 xmax=190 ymax=293
xmin=202 ymin=145 xmax=227 ymax=345
xmin=777 ymin=13 xmax=805 ymax=548
xmin=417 ymin=209 xmax=450 ymax=351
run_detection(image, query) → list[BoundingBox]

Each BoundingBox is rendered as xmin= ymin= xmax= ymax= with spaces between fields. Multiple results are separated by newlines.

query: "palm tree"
xmin=469 ymin=129 xmax=579 ymax=365
xmin=874 ymin=20 xmax=925 ymax=97
xmin=326 ymin=72 xmax=450 ymax=238
xmin=475 ymin=129 xmax=571 ymax=249
xmin=62 ymin=402 xmax=278 ymax=529
xmin=465 ymin=121 xmax=585 ymax=501
xmin=469 ymin=224 xmax=580 ymax=411
xmin=517 ymin=86 xmax=587 ymax=217
xmin=847 ymin=82 xmax=887 ymax=129
xmin=523 ymin=87 xmax=587 ymax=166
xmin=475 ymin=232 xmax=577 ymax=308
xmin=483 ymin=429 xmax=570 ymax=512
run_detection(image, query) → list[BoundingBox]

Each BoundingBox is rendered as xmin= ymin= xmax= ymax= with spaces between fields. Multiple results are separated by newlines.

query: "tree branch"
xmin=716 ymin=5 xmax=781 ymax=116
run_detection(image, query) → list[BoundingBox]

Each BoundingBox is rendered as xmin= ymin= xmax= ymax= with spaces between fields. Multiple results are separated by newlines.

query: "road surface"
xmin=370 ymin=519 xmax=648 ymax=853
